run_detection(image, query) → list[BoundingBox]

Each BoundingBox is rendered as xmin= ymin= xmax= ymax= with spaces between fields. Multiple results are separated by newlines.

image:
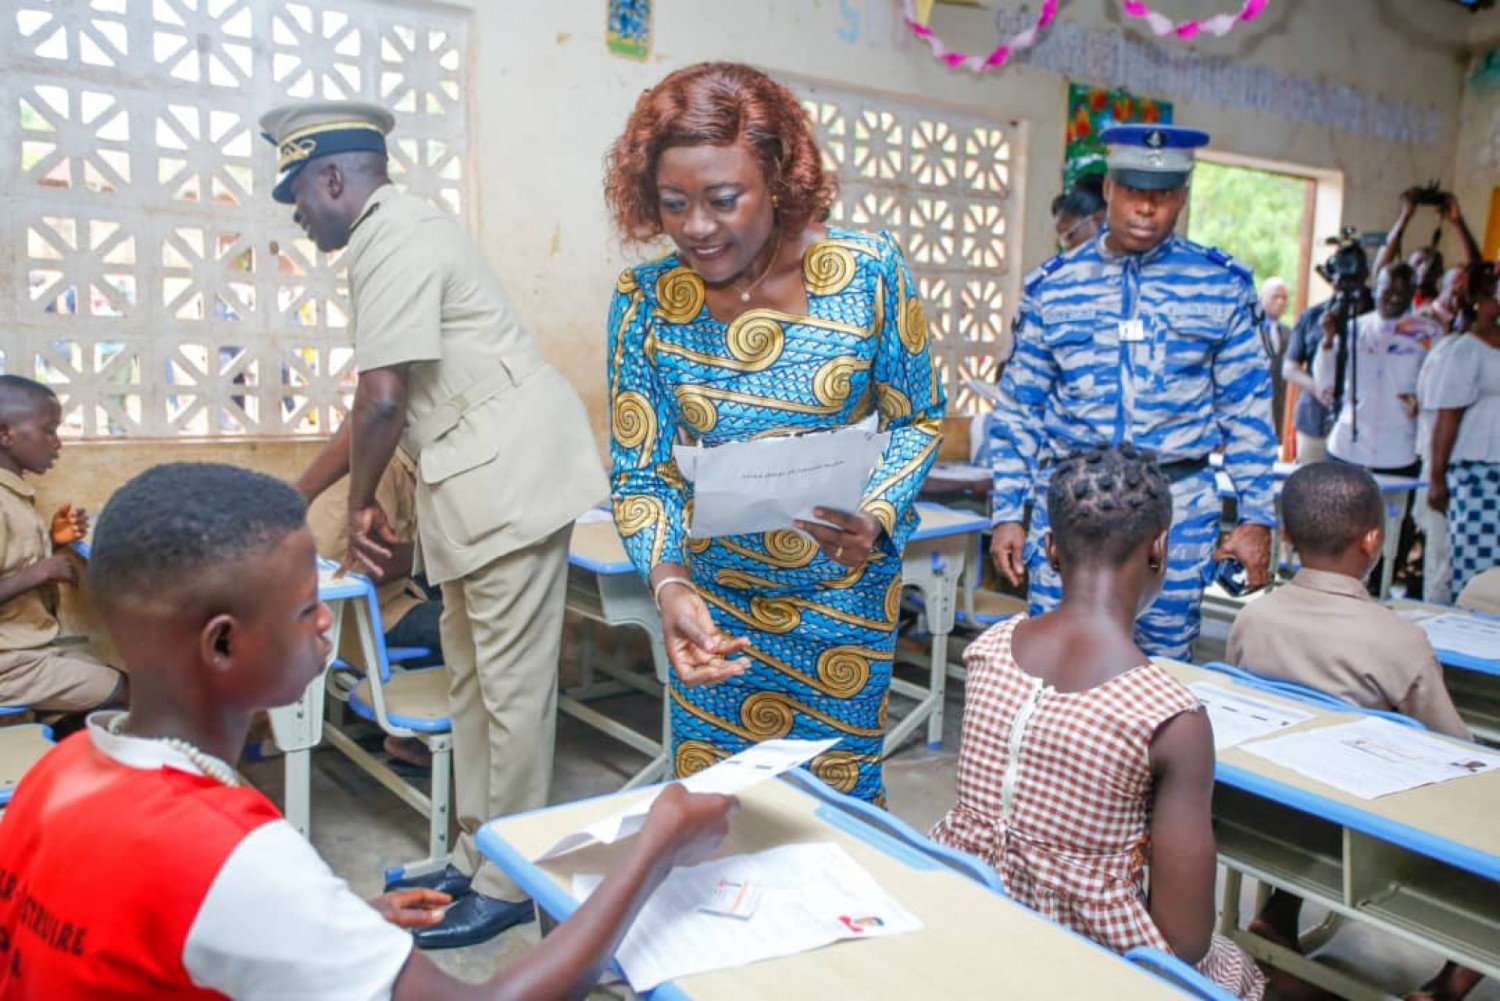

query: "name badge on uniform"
xmin=1118 ymin=319 xmax=1146 ymax=343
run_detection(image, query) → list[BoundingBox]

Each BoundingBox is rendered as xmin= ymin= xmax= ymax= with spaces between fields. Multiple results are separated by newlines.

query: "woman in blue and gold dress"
xmin=602 ymin=63 xmax=944 ymax=804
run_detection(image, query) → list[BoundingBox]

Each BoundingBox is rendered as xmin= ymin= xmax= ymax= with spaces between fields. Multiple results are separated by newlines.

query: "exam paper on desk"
xmin=1189 ymin=683 xmax=1312 ymax=750
xmin=533 ymin=738 xmax=837 ymax=861
xmin=1241 ymin=716 xmax=1500 ymax=799
xmin=1415 ymin=612 xmax=1500 ymax=661
xmin=572 ymin=841 xmax=922 ymax=991
xmin=674 ymin=418 xmax=889 ymax=539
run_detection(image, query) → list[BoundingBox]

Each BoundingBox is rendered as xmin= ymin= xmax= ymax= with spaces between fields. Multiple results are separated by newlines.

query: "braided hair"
xmin=1046 ymin=444 xmax=1173 ymax=566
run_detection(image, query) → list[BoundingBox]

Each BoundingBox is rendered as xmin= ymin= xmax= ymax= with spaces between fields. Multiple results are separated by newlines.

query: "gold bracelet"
xmin=651 ymin=575 xmax=695 ymax=606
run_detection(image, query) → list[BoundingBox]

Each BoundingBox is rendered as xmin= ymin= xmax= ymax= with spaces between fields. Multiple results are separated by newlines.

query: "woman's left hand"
xmin=795 ymin=508 xmax=884 ymax=567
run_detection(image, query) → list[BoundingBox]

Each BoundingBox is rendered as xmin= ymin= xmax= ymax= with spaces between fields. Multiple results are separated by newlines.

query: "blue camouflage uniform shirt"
xmin=988 ymin=231 xmax=1277 ymax=525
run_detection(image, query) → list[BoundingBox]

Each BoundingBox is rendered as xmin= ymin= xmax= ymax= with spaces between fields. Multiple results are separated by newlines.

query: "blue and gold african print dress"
xmin=607 ymin=228 xmax=944 ymax=804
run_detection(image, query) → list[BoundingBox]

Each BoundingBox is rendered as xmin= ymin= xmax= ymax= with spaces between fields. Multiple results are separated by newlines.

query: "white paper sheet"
xmin=572 ymin=842 xmax=922 ymax=991
xmin=1189 ymin=682 xmax=1312 ymax=749
xmin=928 ymin=461 xmax=992 ymax=484
xmin=1240 ymin=717 xmax=1500 ymax=799
xmin=534 ymin=738 xmax=837 ymax=861
xmin=1416 ymin=612 xmax=1500 ymax=661
xmin=674 ymin=420 xmax=889 ymax=539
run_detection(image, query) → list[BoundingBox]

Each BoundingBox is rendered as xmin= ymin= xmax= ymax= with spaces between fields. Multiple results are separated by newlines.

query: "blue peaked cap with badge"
xmin=258 ymin=100 xmax=395 ymax=205
xmin=1100 ymin=124 xmax=1210 ymax=191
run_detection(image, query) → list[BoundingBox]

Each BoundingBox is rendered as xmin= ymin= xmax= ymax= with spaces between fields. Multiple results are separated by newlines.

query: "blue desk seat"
xmin=314 ymin=562 xmax=454 ymax=869
xmin=1124 ymin=947 xmax=1239 ymax=1001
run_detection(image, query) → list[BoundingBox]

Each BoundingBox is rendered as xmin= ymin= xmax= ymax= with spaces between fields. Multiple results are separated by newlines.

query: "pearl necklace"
xmin=733 ymin=229 xmax=783 ymax=304
xmin=106 ymin=715 xmax=240 ymax=787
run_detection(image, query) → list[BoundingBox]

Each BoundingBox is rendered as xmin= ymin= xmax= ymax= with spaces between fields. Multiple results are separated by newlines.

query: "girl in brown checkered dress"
xmin=931 ymin=445 xmax=1266 ymax=999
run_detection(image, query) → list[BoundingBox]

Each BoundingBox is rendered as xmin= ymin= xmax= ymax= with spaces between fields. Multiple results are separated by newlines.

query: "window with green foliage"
xmin=1187 ymin=160 xmax=1313 ymax=309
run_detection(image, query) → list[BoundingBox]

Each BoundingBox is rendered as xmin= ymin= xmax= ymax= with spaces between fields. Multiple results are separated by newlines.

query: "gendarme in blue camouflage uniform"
xmin=988 ymin=125 xmax=1277 ymax=659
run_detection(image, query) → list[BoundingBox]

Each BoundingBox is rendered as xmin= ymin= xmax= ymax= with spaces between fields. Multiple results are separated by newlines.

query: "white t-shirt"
xmin=1425 ymin=333 xmax=1500 ymax=464
xmin=1416 ymin=332 xmax=1464 ymax=461
xmin=1315 ymin=311 xmax=1439 ymax=469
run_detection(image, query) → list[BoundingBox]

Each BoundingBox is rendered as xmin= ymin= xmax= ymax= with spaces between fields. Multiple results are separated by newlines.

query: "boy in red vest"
xmin=0 ymin=462 xmax=732 ymax=999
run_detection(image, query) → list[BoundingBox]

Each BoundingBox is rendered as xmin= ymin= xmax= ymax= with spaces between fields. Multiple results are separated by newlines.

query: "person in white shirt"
xmin=1315 ymin=262 xmax=1441 ymax=591
xmin=1316 ymin=263 xmax=1441 ymax=473
xmin=1428 ymin=267 xmax=1500 ymax=596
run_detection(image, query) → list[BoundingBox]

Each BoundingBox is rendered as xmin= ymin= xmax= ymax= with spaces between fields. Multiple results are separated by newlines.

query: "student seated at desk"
xmin=1227 ymin=460 xmax=1480 ymax=1001
xmin=0 ymin=462 xmax=734 ymax=999
xmin=929 ymin=445 xmax=1267 ymax=1000
xmin=1227 ymin=461 xmax=1469 ymax=739
xmin=0 ymin=375 xmax=124 ymax=722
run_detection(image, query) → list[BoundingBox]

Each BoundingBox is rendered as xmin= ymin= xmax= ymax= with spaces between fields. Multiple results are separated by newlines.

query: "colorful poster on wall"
xmin=606 ymin=0 xmax=652 ymax=60
xmin=1063 ymin=83 xmax=1172 ymax=190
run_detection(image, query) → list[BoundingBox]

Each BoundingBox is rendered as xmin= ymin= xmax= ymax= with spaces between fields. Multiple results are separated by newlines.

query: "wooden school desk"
xmin=1161 ymin=660 xmax=1500 ymax=1001
xmin=474 ymin=768 xmax=1200 ymax=1000
xmin=563 ymin=502 xmax=991 ymax=791
xmin=1388 ymin=599 xmax=1500 ymax=745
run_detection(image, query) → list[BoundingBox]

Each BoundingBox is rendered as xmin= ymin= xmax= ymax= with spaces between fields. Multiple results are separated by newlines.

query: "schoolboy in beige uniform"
xmin=0 ymin=376 xmax=123 ymax=712
xmin=1229 ymin=460 xmax=1481 ymax=1001
xmin=261 ymin=101 xmax=607 ymax=949
xmin=1227 ymin=461 xmax=1468 ymax=738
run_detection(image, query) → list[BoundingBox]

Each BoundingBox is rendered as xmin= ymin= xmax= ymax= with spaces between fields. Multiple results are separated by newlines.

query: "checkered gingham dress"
xmin=930 ymin=617 xmax=1265 ymax=1000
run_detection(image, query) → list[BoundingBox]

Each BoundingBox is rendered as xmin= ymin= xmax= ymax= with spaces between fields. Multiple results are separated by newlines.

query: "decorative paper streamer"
xmin=900 ymin=0 xmax=1059 ymax=74
xmin=1119 ymin=0 xmax=1269 ymax=41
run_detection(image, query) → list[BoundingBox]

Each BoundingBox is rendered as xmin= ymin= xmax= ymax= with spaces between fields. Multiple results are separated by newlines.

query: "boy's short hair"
xmin=0 ymin=375 xmax=58 ymax=423
xmin=89 ymin=463 xmax=307 ymax=605
xmin=1047 ymin=443 xmax=1173 ymax=566
xmin=1281 ymin=461 xmax=1383 ymax=559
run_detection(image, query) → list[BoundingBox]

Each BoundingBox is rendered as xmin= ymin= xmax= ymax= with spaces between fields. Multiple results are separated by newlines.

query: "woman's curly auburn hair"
xmin=604 ymin=62 xmax=838 ymax=244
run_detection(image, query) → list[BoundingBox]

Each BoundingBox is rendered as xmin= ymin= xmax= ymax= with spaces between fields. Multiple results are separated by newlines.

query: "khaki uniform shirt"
xmin=1226 ymin=567 xmax=1470 ymax=739
xmin=306 ymin=449 xmax=426 ymax=630
xmin=345 ymin=186 xmax=606 ymax=584
xmin=0 ymin=470 xmax=61 ymax=651
xmin=1457 ymin=567 xmax=1500 ymax=617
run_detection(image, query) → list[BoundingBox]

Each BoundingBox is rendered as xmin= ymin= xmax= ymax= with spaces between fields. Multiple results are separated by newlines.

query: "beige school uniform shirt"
xmin=1226 ymin=567 xmax=1470 ymax=739
xmin=0 ymin=469 xmax=61 ymax=652
xmin=345 ymin=186 xmax=606 ymax=584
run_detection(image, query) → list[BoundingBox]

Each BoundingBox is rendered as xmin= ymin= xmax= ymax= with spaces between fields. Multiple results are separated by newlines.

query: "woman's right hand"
xmin=656 ymin=582 xmax=751 ymax=686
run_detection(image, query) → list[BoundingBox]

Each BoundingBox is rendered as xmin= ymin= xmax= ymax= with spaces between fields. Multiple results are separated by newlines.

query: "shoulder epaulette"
xmin=1202 ymin=245 xmax=1254 ymax=284
xmin=1023 ymin=254 xmax=1066 ymax=295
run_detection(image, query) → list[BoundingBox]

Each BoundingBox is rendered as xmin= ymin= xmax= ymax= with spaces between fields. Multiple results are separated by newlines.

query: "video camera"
xmin=1406 ymin=180 xmax=1449 ymax=208
xmin=1315 ymin=226 xmax=1371 ymax=297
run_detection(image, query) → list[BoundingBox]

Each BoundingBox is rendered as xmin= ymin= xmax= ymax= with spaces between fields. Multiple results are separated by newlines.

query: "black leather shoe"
xmin=384 ymin=863 xmax=472 ymax=899
xmin=412 ymin=892 xmax=536 ymax=950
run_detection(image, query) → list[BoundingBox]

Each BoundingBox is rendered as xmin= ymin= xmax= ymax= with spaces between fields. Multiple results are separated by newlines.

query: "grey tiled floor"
xmin=242 ymin=624 xmax=1498 ymax=997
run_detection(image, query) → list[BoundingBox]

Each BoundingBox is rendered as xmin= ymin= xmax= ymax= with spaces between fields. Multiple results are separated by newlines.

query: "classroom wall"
xmin=436 ymin=0 xmax=1473 ymax=449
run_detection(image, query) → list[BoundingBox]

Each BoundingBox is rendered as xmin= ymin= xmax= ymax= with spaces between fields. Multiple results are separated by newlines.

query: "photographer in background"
xmin=1284 ymin=231 xmax=1373 ymax=464
xmin=1375 ymin=184 xmax=1481 ymax=309
xmin=1315 ymin=261 xmax=1441 ymax=593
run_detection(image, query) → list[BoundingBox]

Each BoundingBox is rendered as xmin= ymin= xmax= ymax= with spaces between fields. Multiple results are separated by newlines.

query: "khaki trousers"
xmin=442 ymin=523 xmax=570 ymax=900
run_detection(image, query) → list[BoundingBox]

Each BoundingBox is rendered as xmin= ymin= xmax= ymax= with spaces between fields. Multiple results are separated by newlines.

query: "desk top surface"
xmin=479 ymin=777 xmax=1177 ymax=1000
xmin=1162 ymin=660 xmax=1500 ymax=880
xmin=1386 ymin=600 xmax=1500 ymax=676
xmin=569 ymin=503 xmax=989 ymax=575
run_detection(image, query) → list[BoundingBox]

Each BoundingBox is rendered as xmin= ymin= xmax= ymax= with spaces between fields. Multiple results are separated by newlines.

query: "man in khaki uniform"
xmin=261 ymin=102 xmax=606 ymax=948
